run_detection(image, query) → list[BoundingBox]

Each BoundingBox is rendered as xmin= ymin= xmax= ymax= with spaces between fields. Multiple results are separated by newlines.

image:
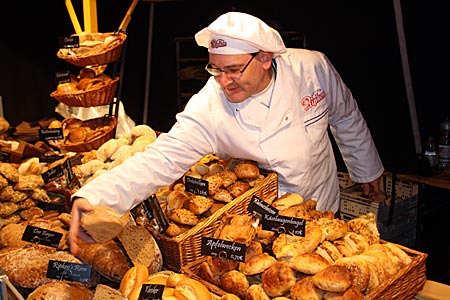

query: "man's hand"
xmin=362 ymin=176 xmax=385 ymax=202
xmin=68 ymin=197 xmax=95 ymax=255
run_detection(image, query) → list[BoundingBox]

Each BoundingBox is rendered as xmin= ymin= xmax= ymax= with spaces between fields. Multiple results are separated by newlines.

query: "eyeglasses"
xmin=205 ymin=51 xmax=259 ymax=79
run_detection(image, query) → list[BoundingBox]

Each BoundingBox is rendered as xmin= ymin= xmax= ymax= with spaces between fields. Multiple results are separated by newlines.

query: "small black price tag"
xmin=184 ymin=175 xmax=209 ymax=197
xmin=201 ymin=237 xmax=246 ymax=262
xmin=42 ymin=159 xmax=74 ymax=184
xmin=138 ymin=284 xmax=164 ymax=300
xmin=22 ymin=225 xmax=62 ymax=248
xmin=39 ymin=155 xmax=65 ymax=163
xmin=46 ymin=260 xmax=92 ymax=283
xmin=0 ymin=151 xmax=11 ymax=163
xmin=247 ymin=195 xmax=278 ymax=219
xmin=261 ymin=214 xmax=306 ymax=236
xmin=58 ymin=35 xmax=79 ymax=48
xmin=39 ymin=127 xmax=63 ymax=141
xmin=147 ymin=195 xmax=169 ymax=233
xmin=55 ymin=70 xmax=71 ymax=84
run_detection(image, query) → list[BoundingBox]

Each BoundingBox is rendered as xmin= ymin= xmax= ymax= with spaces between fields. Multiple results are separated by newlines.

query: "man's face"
xmin=207 ymin=52 xmax=272 ymax=103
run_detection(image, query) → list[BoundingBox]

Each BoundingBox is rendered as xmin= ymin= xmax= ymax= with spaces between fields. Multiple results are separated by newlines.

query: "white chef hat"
xmin=195 ymin=12 xmax=286 ymax=56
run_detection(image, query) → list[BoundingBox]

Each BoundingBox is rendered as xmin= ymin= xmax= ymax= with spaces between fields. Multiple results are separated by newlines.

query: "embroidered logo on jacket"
xmin=301 ymin=89 xmax=326 ymax=111
xmin=210 ymin=39 xmax=227 ymax=49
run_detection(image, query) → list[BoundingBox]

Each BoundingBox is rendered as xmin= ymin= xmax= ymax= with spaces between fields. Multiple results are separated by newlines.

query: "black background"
xmin=0 ymin=0 xmax=448 ymax=174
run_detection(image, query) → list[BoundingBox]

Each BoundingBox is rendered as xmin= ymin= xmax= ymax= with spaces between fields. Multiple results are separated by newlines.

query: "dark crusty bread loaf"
xmin=80 ymin=205 xmax=125 ymax=243
xmin=118 ymin=222 xmax=162 ymax=274
xmin=26 ymin=281 xmax=94 ymax=300
xmin=93 ymin=284 xmax=127 ymax=300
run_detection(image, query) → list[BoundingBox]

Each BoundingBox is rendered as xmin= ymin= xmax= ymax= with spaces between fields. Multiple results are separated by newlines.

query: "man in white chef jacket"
xmin=68 ymin=12 xmax=384 ymax=255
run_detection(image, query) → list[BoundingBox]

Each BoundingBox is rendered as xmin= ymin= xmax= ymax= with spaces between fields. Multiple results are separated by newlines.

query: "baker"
xmin=68 ymin=11 xmax=384 ymax=255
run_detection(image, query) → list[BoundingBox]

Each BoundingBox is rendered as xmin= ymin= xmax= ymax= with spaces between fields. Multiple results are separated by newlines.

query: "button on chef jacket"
xmin=73 ymin=49 xmax=384 ymax=215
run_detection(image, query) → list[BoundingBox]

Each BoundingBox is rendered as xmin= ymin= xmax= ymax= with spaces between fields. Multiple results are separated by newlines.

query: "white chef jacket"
xmin=72 ymin=48 xmax=384 ymax=215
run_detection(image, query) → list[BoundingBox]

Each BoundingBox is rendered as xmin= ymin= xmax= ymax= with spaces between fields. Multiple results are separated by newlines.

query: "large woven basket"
xmin=50 ymin=77 xmax=119 ymax=107
xmin=48 ymin=116 xmax=117 ymax=152
xmin=57 ymin=32 xmax=126 ymax=67
xmin=181 ymin=241 xmax=427 ymax=300
xmin=152 ymin=172 xmax=278 ymax=272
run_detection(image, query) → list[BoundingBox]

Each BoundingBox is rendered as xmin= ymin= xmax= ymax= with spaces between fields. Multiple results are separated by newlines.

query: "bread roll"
xmin=239 ymin=252 xmax=277 ymax=275
xmin=246 ymin=284 xmax=271 ymax=300
xmin=119 ymin=263 xmax=149 ymax=299
xmin=234 ymin=162 xmax=260 ymax=179
xmin=289 ymin=252 xmax=331 ymax=275
xmin=323 ymin=286 xmax=364 ymax=300
xmin=261 ymin=261 xmax=296 ymax=297
xmin=220 ymin=270 xmax=249 ymax=299
xmin=334 ymin=256 xmax=370 ymax=292
xmin=311 ymin=265 xmax=352 ymax=293
xmin=172 ymin=277 xmax=212 ymax=300
xmin=290 ymin=276 xmax=324 ymax=300
xmin=271 ymin=192 xmax=304 ymax=210
xmin=80 ymin=205 xmax=125 ymax=243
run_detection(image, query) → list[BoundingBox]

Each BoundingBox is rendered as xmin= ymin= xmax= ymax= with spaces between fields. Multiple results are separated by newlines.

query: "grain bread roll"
xmin=26 ymin=281 xmax=94 ymax=300
xmin=118 ymin=222 xmax=162 ymax=274
xmin=80 ymin=205 xmax=125 ymax=243
xmin=93 ymin=284 xmax=127 ymax=300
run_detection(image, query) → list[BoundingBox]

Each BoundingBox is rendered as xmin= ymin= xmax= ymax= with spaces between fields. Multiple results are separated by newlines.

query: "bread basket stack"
xmin=50 ymin=76 xmax=119 ymax=107
xmin=48 ymin=116 xmax=117 ymax=152
xmin=57 ymin=31 xmax=127 ymax=67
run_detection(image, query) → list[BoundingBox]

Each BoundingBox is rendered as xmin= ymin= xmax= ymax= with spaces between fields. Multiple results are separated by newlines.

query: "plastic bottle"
xmin=424 ymin=136 xmax=438 ymax=168
xmin=438 ymin=116 xmax=450 ymax=169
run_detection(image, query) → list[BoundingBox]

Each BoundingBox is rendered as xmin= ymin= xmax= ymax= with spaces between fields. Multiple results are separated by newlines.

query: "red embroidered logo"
xmin=210 ymin=38 xmax=227 ymax=49
xmin=301 ymin=89 xmax=326 ymax=111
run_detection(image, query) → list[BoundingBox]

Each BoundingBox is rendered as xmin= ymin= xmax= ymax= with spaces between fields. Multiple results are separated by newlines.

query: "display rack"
xmin=175 ymin=37 xmax=209 ymax=112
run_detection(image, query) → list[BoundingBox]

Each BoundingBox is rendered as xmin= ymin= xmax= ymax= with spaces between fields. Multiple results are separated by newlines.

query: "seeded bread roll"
xmin=80 ymin=205 xmax=125 ymax=243
xmin=169 ymin=208 xmax=199 ymax=226
xmin=183 ymin=195 xmax=214 ymax=215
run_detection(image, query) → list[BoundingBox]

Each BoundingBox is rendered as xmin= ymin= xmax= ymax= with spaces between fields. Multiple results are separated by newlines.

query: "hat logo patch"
xmin=210 ymin=38 xmax=227 ymax=49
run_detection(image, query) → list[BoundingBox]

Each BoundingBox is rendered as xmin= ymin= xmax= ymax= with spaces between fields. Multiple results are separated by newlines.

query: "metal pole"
xmin=142 ymin=2 xmax=155 ymax=124
xmin=393 ymin=0 xmax=422 ymax=153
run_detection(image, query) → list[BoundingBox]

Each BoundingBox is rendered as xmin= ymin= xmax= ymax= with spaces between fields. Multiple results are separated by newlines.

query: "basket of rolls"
xmin=180 ymin=204 xmax=427 ymax=300
xmin=47 ymin=115 xmax=117 ymax=152
xmin=133 ymin=156 xmax=279 ymax=272
xmin=57 ymin=31 xmax=127 ymax=67
xmin=50 ymin=68 xmax=119 ymax=107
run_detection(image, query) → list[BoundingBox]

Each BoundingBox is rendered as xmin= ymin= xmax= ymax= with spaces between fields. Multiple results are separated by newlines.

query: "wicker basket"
xmin=57 ymin=32 xmax=126 ymax=67
xmin=48 ymin=116 xmax=117 ymax=152
xmin=153 ymin=172 xmax=278 ymax=272
xmin=181 ymin=241 xmax=427 ymax=299
xmin=50 ymin=77 xmax=119 ymax=107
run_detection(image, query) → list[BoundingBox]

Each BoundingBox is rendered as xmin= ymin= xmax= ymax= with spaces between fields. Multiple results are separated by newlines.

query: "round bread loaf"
xmin=80 ymin=205 xmax=125 ymax=243
xmin=26 ymin=281 xmax=94 ymax=300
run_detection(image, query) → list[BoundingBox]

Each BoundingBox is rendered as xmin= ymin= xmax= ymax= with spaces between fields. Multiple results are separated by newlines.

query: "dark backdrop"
xmin=0 ymin=0 xmax=448 ymax=174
